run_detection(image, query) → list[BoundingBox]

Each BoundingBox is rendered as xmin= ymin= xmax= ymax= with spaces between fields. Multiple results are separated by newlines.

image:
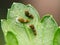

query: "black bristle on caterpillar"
xmin=25 ymin=11 xmax=34 ymax=19
xmin=29 ymin=24 xmax=36 ymax=35
xmin=18 ymin=18 xmax=29 ymax=23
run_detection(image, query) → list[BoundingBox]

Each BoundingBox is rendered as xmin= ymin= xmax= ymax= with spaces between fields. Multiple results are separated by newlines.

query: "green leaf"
xmin=6 ymin=31 xmax=18 ymax=45
xmin=53 ymin=27 xmax=60 ymax=45
xmin=1 ymin=2 xmax=40 ymax=45
xmin=1 ymin=3 xmax=59 ymax=45
xmin=34 ymin=14 xmax=58 ymax=45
